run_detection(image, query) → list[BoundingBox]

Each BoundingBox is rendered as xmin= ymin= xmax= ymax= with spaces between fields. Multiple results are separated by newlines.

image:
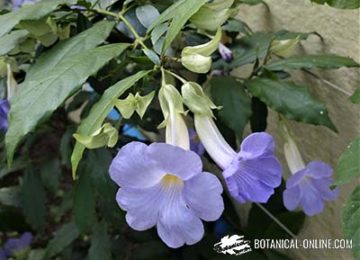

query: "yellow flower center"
xmin=161 ymin=174 xmax=183 ymax=187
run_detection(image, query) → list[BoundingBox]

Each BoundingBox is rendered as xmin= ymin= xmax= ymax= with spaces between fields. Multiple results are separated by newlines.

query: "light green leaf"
xmin=334 ymin=138 xmax=360 ymax=185
xmin=19 ymin=17 xmax=57 ymax=47
xmin=0 ymin=30 xmax=29 ymax=56
xmin=350 ymin=88 xmax=360 ymax=104
xmin=21 ymin=170 xmax=46 ymax=230
xmin=45 ymin=222 xmax=80 ymax=258
xmin=71 ymin=71 xmax=150 ymax=176
xmin=0 ymin=0 xmax=76 ymax=38
xmin=148 ymin=0 xmax=208 ymax=53
xmin=265 ymin=55 xmax=360 ymax=71
xmin=246 ymin=78 xmax=337 ymax=131
xmin=89 ymin=222 xmax=112 ymax=260
xmin=342 ymin=186 xmax=360 ymax=260
xmin=210 ymin=77 xmax=252 ymax=137
xmin=73 ymin=123 xmax=119 ymax=149
xmin=135 ymin=5 xmax=160 ymax=28
xmin=74 ymin=171 xmax=97 ymax=233
xmin=25 ymin=20 xmax=115 ymax=80
xmin=143 ymin=49 xmax=160 ymax=65
xmin=6 ymin=43 xmax=129 ymax=165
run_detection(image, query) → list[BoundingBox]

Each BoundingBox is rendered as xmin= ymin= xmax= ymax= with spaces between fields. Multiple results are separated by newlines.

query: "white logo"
xmin=214 ymin=235 xmax=252 ymax=256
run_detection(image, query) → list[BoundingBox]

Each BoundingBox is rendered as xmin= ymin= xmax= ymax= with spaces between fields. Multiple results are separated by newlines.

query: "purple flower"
xmin=283 ymin=161 xmax=339 ymax=216
xmin=3 ymin=232 xmax=32 ymax=257
xmin=218 ymin=43 xmax=233 ymax=62
xmin=109 ymin=141 xmax=224 ymax=248
xmin=194 ymin=115 xmax=282 ymax=204
xmin=223 ymin=133 xmax=282 ymax=203
xmin=0 ymin=99 xmax=10 ymax=131
xmin=12 ymin=0 xmax=37 ymax=9
xmin=0 ymin=249 xmax=6 ymax=260
xmin=189 ymin=128 xmax=205 ymax=156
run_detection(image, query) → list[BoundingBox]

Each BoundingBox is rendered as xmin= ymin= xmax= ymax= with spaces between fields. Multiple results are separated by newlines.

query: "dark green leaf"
xmin=25 ymin=20 xmax=115 ymax=80
xmin=222 ymin=19 xmax=251 ymax=35
xmin=89 ymin=222 xmax=112 ymax=260
xmin=21 ymin=170 xmax=46 ymax=230
xmin=74 ymin=170 xmax=97 ymax=233
xmin=239 ymin=0 xmax=264 ymax=5
xmin=210 ymin=77 xmax=252 ymax=137
xmin=311 ymin=0 xmax=360 ymax=9
xmin=334 ymin=138 xmax=360 ymax=185
xmin=0 ymin=30 xmax=28 ymax=56
xmin=265 ymin=55 xmax=359 ymax=71
xmin=213 ymin=32 xmax=272 ymax=70
xmin=0 ymin=0 xmax=76 ymax=38
xmin=71 ymin=70 xmax=150 ymax=176
xmin=6 ymin=43 xmax=129 ymax=165
xmin=342 ymin=186 xmax=360 ymax=259
xmin=246 ymin=78 xmax=337 ymax=131
xmin=350 ymin=88 xmax=360 ymax=104
xmin=40 ymin=159 xmax=61 ymax=192
xmin=46 ymin=222 xmax=80 ymax=258
xmin=274 ymin=29 xmax=315 ymax=41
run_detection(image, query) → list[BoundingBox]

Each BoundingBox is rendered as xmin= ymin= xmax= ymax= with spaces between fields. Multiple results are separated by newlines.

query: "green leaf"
xmin=342 ymin=186 xmax=360 ymax=259
xmin=210 ymin=77 xmax=252 ymax=137
xmin=135 ymin=5 xmax=160 ymax=28
xmin=311 ymin=0 xmax=360 ymax=9
xmin=21 ymin=170 xmax=46 ymax=230
xmin=46 ymin=222 xmax=80 ymax=258
xmin=74 ymin=170 xmax=97 ymax=233
xmin=40 ymin=159 xmax=61 ymax=193
xmin=265 ymin=55 xmax=360 ymax=71
xmin=246 ymin=78 xmax=337 ymax=131
xmin=89 ymin=221 xmax=112 ymax=260
xmin=0 ymin=0 xmax=76 ymax=38
xmin=148 ymin=0 xmax=208 ymax=53
xmin=213 ymin=32 xmax=272 ymax=70
xmin=25 ymin=20 xmax=115 ymax=80
xmin=350 ymin=88 xmax=360 ymax=104
xmin=334 ymin=138 xmax=360 ymax=185
xmin=0 ymin=30 xmax=29 ymax=56
xmin=6 ymin=43 xmax=129 ymax=165
xmin=71 ymin=70 xmax=150 ymax=176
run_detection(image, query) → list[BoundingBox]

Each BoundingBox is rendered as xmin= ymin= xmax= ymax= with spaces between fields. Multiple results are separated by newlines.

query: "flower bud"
xmin=115 ymin=91 xmax=155 ymax=119
xmin=270 ymin=37 xmax=299 ymax=57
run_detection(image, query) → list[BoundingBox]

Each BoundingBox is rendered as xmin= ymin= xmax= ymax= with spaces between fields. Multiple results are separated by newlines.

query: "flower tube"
xmin=182 ymin=82 xmax=282 ymax=203
xmin=281 ymin=123 xmax=339 ymax=216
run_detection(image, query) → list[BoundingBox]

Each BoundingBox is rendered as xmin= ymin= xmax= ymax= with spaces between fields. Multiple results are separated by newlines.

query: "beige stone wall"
xmin=237 ymin=0 xmax=360 ymax=259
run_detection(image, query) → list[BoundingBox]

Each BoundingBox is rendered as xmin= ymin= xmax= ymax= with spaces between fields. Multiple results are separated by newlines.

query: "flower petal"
xmin=312 ymin=179 xmax=339 ymax=201
xmin=183 ymin=172 xmax=224 ymax=221
xmin=109 ymin=142 xmax=165 ymax=188
xmin=116 ymin=187 xmax=160 ymax=231
xmin=299 ymin=181 xmax=324 ymax=216
xmin=305 ymin=161 xmax=333 ymax=179
xmin=148 ymin=143 xmax=202 ymax=180
xmin=240 ymin=132 xmax=275 ymax=159
xmin=286 ymin=169 xmax=307 ymax=188
xmin=283 ymin=186 xmax=301 ymax=211
xmin=224 ymin=163 xmax=276 ymax=203
xmin=157 ymin=194 xmax=204 ymax=248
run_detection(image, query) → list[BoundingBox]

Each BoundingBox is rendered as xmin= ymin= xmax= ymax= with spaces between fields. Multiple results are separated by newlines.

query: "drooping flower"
xmin=3 ymin=232 xmax=32 ymax=257
xmin=218 ymin=43 xmax=233 ymax=62
xmin=282 ymin=132 xmax=339 ymax=216
xmin=189 ymin=128 xmax=205 ymax=156
xmin=109 ymin=141 xmax=224 ymax=248
xmin=182 ymin=83 xmax=282 ymax=204
xmin=0 ymin=99 xmax=10 ymax=131
xmin=0 ymin=248 xmax=6 ymax=260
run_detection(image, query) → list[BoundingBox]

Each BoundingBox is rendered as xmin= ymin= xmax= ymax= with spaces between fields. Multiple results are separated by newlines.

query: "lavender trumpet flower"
xmin=3 ymin=232 xmax=32 ymax=258
xmin=0 ymin=99 xmax=9 ymax=131
xmin=109 ymin=77 xmax=224 ymax=248
xmin=282 ymin=127 xmax=339 ymax=216
xmin=182 ymin=82 xmax=282 ymax=204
